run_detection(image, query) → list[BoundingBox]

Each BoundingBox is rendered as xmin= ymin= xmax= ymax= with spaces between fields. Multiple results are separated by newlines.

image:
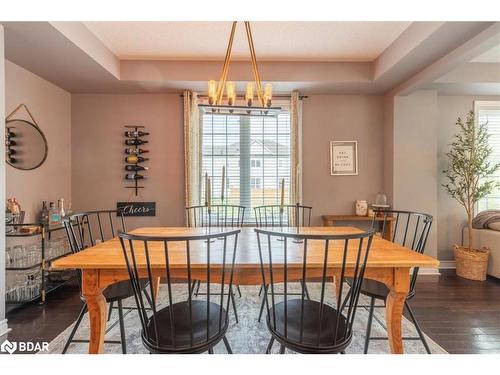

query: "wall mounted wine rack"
xmin=124 ymin=125 xmax=149 ymax=196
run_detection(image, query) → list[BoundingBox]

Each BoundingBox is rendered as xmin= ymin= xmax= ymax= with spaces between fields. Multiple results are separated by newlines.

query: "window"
xmin=250 ymin=159 xmax=261 ymax=168
xmin=475 ymin=101 xmax=500 ymax=211
xmin=250 ymin=177 xmax=261 ymax=189
xmin=201 ymin=101 xmax=291 ymax=220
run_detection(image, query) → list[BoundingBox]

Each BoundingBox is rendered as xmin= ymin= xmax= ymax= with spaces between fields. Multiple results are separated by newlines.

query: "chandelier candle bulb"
xmin=264 ymin=83 xmax=273 ymax=107
xmin=208 ymin=80 xmax=217 ymax=105
xmin=226 ymin=82 xmax=236 ymax=106
xmin=245 ymin=82 xmax=254 ymax=107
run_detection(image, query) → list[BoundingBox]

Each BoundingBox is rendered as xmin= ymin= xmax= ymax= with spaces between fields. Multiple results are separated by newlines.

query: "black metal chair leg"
xmin=222 ymin=336 xmax=233 ymax=354
xmin=258 ymin=284 xmax=263 ymax=297
xmin=340 ymin=286 xmax=352 ymax=311
xmin=300 ymin=280 xmax=310 ymax=300
xmin=230 ymin=289 xmax=239 ymax=323
xmin=62 ymin=303 xmax=88 ymax=354
xmin=257 ymin=287 xmax=267 ymax=322
xmin=236 ymin=285 xmax=242 ymax=297
xmin=364 ymin=297 xmax=375 ymax=354
xmin=107 ymin=301 xmax=114 ymax=322
xmin=265 ymin=337 xmax=274 ymax=354
xmin=143 ymin=288 xmax=153 ymax=307
xmin=208 ymin=347 xmax=214 ymax=354
xmin=194 ymin=280 xmax=201 ymax=296
xmin=405 ymin=300 xmax=431 ymax=354
xmin=117 ymin=300 xmax=127 ymax=354
xmin=279 ymin=344 xmax=286 ymax=354
xmin=190 ymin=279 xmax=197 ymax=297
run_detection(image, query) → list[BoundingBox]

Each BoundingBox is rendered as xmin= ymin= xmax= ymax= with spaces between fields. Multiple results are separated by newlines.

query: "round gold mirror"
xmin=6 ymin=118 xmax=48 ymax=170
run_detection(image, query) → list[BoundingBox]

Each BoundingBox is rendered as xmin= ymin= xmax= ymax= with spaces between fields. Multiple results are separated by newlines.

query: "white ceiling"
xmin=83 ymin=21 xmax=411 ymax=62
xmin=471 ymin=44 xmax=500 ymax=62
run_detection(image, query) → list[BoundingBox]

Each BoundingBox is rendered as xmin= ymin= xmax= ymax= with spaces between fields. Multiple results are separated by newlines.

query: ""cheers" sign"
xmin=116 ymin=202 xmax=156 ymax=217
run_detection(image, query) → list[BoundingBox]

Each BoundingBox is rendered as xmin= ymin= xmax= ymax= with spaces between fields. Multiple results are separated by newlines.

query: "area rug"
xmin=45 ymin=283 xmax=447 ymax=354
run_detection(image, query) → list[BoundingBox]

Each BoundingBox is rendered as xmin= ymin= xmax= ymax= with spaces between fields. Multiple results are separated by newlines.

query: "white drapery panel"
xmin=183 ymin=91 xmax=200 ymax=212
xmin=290 ymin=90 xmax=303 ymax=205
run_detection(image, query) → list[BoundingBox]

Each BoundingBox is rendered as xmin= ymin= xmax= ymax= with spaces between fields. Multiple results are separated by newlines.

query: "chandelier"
xmin=199 ymin=21 xmax=281 ymax=117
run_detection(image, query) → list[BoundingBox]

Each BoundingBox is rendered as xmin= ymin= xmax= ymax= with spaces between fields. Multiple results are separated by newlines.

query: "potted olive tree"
xmin=443 ymin=110 xmax=500 ymax=281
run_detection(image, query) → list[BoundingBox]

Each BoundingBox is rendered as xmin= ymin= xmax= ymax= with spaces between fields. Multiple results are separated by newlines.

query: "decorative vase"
xmin=355 ymin=200 xmax=368 ymax=216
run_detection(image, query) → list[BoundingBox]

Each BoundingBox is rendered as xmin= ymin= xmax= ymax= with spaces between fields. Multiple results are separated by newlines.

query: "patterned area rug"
xmin=46 ymin=283 xmax=447 ymax=354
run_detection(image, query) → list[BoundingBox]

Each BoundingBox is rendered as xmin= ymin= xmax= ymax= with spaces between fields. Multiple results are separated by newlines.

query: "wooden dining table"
xmin=52 ymin=226 xmax=439 ymax=354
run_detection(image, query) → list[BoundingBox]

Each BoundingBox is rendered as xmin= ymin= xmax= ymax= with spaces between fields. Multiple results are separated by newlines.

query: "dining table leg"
xmin=82 ymin=269 xmax=107 ymax=354
xmin=151 ymin=276 xmax=161 ymax=298
xmin=385 ymin=267 xmax=410 ymax=354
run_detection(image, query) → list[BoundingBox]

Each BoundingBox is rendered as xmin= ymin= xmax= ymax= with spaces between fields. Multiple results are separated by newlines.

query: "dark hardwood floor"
xmin=408 ymin=270 xmax=500 ymax=354
xmin=5 ymin=270 xmax=500 ymax=354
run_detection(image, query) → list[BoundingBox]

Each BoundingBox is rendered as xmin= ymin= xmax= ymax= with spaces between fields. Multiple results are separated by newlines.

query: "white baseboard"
xmin=0 ymin=319 xmax=9 ymax=337
xmin=419 ymin=261 xmax=456 ymax=275
xmin=439 ymin=260 xmax=456 ymax=269
xmin=419 ymin=268 xmax=441 ymax=275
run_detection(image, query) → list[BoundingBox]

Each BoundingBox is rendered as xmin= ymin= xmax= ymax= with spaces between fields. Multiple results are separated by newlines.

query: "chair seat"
xmin=267 ymin=299 xmax=350 ymax=354
xmin=143 ymin=300 xmax=229 ymax=354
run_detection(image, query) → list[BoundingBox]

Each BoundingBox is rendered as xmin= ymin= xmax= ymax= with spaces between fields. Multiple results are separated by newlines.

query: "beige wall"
xmin=393 ymin=90 xmax=438 ymax=258
xmin=437 ymin=95 xmax=500 ymax=261
xmin=71 ymin=94 xmax=185 ymax=229
xmin=5 ymin=60 xmax=71 ymax=223
xmin=302 ymin=95 xmax=385 ymax=225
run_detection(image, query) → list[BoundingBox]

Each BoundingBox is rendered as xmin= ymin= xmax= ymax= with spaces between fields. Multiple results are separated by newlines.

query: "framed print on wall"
xmin=330 ymin=141 xmax=358 ymax=176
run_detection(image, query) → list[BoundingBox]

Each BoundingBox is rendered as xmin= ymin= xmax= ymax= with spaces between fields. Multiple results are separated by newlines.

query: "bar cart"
xmin=5 ymin=223 xmax=75 ymax=311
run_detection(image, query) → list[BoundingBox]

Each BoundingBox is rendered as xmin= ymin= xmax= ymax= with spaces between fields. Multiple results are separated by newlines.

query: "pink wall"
xmin=302 ymin=95 xmax=384 ymax=225
xmin=5 ymin=60 xmax=72 ymax=222
xmin=71 ymin=94 xmax=185 ymax=229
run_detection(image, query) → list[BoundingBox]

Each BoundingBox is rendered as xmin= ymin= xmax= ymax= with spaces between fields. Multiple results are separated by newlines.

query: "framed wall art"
xmin=330 ymin=141 xmax=358 ymax=176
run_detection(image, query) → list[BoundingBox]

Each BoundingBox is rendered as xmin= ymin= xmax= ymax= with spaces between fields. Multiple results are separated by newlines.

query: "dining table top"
xmin=52 ymin=226 xmax=439 ymax=270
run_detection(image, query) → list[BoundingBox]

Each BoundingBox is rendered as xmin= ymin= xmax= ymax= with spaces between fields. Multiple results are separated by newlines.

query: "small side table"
xmin=322 ymin=214 xmax=394 ymax=241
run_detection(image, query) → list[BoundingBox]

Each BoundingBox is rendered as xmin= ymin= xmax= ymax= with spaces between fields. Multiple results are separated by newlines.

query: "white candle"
xmin=205 ymin=172 xmax=208 ymax=206
xmin=208 ymin=177 xmax=212 ymax=210
xmin=296 ymin=167 xmax=300 ymax=205
xmin=280 ymin=178 xmax=285 ymax=210
xmin=221 ymin=166 xmax=225 ymax=202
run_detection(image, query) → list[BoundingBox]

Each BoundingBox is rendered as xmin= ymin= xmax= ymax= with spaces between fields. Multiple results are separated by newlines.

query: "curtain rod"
xmin=179 ymin=94 xmax=308 ymax=100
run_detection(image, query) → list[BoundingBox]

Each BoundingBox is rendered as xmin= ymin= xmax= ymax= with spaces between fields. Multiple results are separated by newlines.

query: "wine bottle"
xmin=5 ymin=139 xmax=17 ymax=146
xmin=124 ymin=131 xmax=149 ymax=137
xmin=125 ymin=164 xmax=149 ymax=171
xmin=125 ymin=155 xmax=149 ymax=164
xmin=8 ymin=157 xmax=17 ymax=164
xmin=125 ymin=173 xmax=145 ymax=180
xmin=6 ymin=148 xmax=17 ymax=155
xmin=124 ymin=139 xmax=148 ymax=146
xmin=124 ymin=148 xmax=149 ymax=155
xmin=7 ymin=131 xmax=16 ymax=138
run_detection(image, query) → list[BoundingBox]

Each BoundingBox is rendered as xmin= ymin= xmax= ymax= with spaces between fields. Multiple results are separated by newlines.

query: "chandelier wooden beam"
xmin=215 ymin=21 xmax=237 ymax=105
xmin=211 ymin=21 xmax=269 ymax=108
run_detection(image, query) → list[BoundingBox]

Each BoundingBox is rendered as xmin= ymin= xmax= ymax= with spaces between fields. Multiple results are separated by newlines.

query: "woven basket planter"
xmin=454 ymin=245 xmax=490 ymax=281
